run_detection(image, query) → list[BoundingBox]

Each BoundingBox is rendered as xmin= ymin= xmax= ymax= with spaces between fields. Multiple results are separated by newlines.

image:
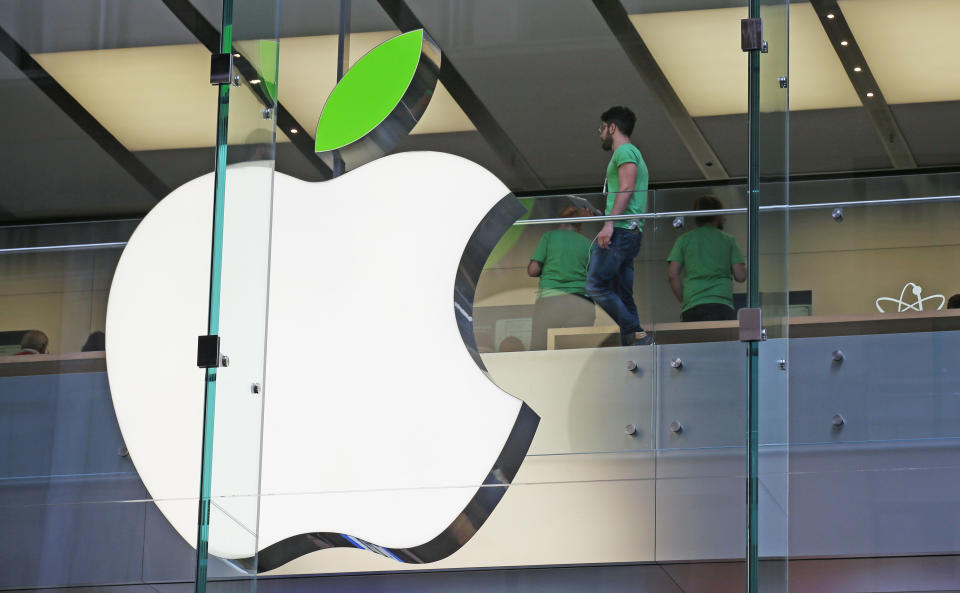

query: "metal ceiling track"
xmin=161 ymin=0 xmax=333 ymax=179
xmin=809 ymin=0 xmax=917 ymax=170
xmin=0 ymin=25 xmax=172 ymax=202
xmin=592 ymin=0 xmax=729 ymax=181
xmin=375 ymin=0 xmax=545 ymax=189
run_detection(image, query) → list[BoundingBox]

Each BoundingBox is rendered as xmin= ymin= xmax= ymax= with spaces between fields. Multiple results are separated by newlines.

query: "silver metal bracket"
xmin=738 ymin=308 xmax=763 ymax=342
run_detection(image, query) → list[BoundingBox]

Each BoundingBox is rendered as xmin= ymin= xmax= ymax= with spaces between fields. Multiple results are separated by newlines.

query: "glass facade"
xmin=2 ymin=1 xmax=960 ymax=592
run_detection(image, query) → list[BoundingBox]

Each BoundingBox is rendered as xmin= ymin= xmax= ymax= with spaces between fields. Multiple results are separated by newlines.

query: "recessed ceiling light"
xmin=866 ymin=92 xmax=874 ymax=97
xmin=826 ymin=13 xmax=835 ymax=19
xmin=840 ymin=40 xmax=849 ymax=46
xmin=233 ymin=53 xmax=240 ymax=58
xmin=250 ymin=79 xmax=261 ymax=84
xmin=853 ymin=66 xmax=862 ymax=72
xmin=290 ymin=128 xmax=299 ymax=134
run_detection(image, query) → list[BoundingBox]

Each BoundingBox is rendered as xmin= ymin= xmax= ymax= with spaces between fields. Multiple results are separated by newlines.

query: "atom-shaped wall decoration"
xmin=875 ymin=282 xmax=945 ymax=313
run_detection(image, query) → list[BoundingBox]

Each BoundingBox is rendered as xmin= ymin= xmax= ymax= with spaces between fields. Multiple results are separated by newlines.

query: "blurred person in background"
xmin=667 ymin=196 xmax=746 ymax=322
xmin=82 ymin=331 xmax=105 ymax=352
xmin=528 ymin=206 xmax=596 ymax=350
xmin=15 ymin=330 xmax=49 ymax=355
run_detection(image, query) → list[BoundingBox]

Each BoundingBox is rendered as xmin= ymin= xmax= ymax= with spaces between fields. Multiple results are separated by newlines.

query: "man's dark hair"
xmin=948 ymin=294 xmax=960 ymax=309
xmin=693 ymin=195 xmax=725 ymax=227
xmin=601 ymin=106 xmax=636 ymax=137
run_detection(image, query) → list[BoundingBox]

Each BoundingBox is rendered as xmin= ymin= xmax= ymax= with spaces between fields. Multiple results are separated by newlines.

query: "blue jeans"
xmin=586 ymin=227 xmax=643 ymax=345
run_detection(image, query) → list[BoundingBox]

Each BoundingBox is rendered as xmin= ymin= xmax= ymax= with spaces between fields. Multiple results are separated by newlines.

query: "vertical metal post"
xmin=332 ymin=0 xmax=351 ymax=177
xmin=195 ymin=1 xmax=233 ymax=592
xmin=746 ymin=1 xmax=761 ymax=593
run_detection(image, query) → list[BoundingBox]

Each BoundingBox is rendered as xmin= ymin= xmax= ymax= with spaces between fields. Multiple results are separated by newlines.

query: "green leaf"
xmin=315 ymin=30 xmax=424 ymax=152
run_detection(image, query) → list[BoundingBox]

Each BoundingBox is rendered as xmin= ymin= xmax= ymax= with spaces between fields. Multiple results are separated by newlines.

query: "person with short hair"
xmin=667 ymin=196 xmax=747 ymax=322
xmin=528 ymin=206 xmax=596 ymax=350
xmin=948 ymin=294 xmax=960 ymax=309
xmin=586 ymin=106 xmax=651 ymax=346
xmin=16 ymin=330 xmax=49 ymax=355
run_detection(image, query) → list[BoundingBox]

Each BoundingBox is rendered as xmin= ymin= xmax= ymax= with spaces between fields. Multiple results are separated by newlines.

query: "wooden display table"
xmin=0 ymin=351 xmax=106 ymax=377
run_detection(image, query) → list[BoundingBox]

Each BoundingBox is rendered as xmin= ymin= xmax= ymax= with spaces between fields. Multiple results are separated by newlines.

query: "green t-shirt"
xmin=667 ymin=225 xmax=746 ymax=312
xmin=605 ymin=143 xmax=649 ymax=230
xmin=530 ymin=229 xmax=592 ymax=298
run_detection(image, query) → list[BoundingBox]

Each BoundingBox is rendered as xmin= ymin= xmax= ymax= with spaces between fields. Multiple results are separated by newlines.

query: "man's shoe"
xmin=634 ymin=331 xmax=653 ymax=346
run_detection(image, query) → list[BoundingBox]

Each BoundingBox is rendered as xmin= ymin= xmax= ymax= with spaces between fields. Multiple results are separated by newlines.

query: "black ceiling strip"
xmin=375 ymin=0 xmax=545 ymax=190
xmin=162 ymin=0 xmax=332 ymax=179
xmin=809 ymin=0 xmax=917 ymax=170
xmin=0 ymin=25 xmax=172 ymax=202
xmin=592 ymin=0 xmax=730 ymax=181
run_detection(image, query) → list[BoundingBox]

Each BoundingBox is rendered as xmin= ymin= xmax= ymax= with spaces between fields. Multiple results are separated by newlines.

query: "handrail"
xmin=512 ymin=194 xmax=960 ymax=226
xmin=0 ymin=242 xmax=127 ymax=254
xmin=2 ymin=195 xmax=958 ymax=251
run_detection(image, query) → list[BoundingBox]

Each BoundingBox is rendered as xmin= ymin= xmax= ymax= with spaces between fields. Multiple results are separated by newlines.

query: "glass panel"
xmin=198 ymin=0 xmax=281 ymax=590
xmin=0 ymin=0 xmax=254 ymax=589
xmin=247 ymin=0 xmax=756 ymax=581
xmin=756 ymin=0 xmax=790 ymax=592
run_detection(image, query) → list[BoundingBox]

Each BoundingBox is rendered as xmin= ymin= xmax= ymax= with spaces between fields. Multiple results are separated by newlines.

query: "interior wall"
xmin=475 ymin=199 xmax=960 ymax=328
xmin=0 ymin=249 xmax=119 ymax=354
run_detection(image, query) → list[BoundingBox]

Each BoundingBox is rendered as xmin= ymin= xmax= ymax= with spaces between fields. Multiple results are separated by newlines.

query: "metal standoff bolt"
xmin=832 ymin=207 xmax=844 ymax=222
xmin=671 ymin=357 xmax=683 ymax=370
xmin=669 ymin=421 xmax=683 ymax=434
xmin=625 ymin=424 xmax=638 ymax=437
xmin=672 ymin=216 xmax=684 ymax=229
xmin=261 ymin=108 xmax=272 ymax=119
xmin=626 ymin=360 xmax=638 ymax=373
xmin=118 ymin=445 xmax=129 ymax=457
xmin=251 ymin=382 xmax=261 ymax=394
xmin=777 ymin=359 xmax=787 ymax=370
xmin=233 ymin=74 xmax=241 ymax=86
xmin=220 ymin=354 xmax=230 ymax=368
xmin=832 ymin=413 xmax=846 ymax=428
xmin=761 ymin=329 xmax=768 ymax=341
xmin=832 ymin=350 xmax=845 ymax=362
xmin=778 ymin=76 xmax=788 ymax=88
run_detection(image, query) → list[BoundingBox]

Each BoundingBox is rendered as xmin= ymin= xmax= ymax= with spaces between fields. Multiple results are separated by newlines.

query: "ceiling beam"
xmin=809 ymin=0 xmax=917 ymax=169
xmin=161 ymin=0 xmax=333 ymax=179
xmin=592 ymin=0 xmax=729 ymax=180
xmin=0 ymin=24 xmax=172 ymax=202
xmin=375 ymin=0 xmax=545 ymax=189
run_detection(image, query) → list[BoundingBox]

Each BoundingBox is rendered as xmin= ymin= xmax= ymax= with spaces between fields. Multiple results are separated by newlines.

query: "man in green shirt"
xmin=586 ymin=106 xmax=651 ymax=346
xmin=667 ymin=196 xmax=747 ymax=321
xmin=528 ymin=206 xmax=596 ymax=350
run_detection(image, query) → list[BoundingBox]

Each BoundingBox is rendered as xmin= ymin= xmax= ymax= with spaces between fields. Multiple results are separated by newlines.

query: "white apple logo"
xmin=105 ymin=151 xmax=538 ymax=571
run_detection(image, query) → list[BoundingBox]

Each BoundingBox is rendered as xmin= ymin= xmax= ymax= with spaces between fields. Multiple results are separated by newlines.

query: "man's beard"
xmin=601 ymin=136 xmax=613 ymax=151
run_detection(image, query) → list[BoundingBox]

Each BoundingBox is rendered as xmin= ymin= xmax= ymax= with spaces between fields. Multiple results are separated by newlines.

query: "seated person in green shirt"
xmin=667 ymin=196 xmax=747 ymax=322
xmin=527 ymin=206 xmax=596 ymax=350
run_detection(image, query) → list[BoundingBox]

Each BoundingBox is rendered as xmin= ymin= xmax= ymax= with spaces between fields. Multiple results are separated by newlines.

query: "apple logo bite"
xmin=105 ymin=30 xmax=539 ymax=571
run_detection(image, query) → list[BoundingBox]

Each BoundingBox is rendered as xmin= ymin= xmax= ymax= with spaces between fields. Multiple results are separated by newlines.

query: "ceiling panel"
xmin=0 ymin=0 xmax=201 ymax=54
xmin=405 ymin=0 xmax=704 ymax=188
xmin=630 ymin=3 xmax=860 ymax=116
xmin=0 ymin=57 xmax=157 ymax=221
xmin=891 ymin=102 xmax=960 ymax=168
xmin=841 ymin=0 xmax=960 ymax=105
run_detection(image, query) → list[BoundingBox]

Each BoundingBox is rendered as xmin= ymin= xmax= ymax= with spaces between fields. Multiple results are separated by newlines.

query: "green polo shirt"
xmin=605 ymin=143 xmax=649 ymax=230
xmin=667 ymin=225 xmax=746 ymax=312
xmin=530 ymin=229 xmax=592 ymax=298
